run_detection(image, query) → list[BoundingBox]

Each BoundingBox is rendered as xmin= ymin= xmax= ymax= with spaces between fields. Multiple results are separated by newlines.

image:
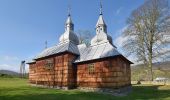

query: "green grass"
xmin=0 ymin=78 xmax=170 ymax=100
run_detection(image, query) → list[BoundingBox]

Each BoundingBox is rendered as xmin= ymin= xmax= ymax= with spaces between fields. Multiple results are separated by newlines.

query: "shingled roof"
xmin=34 ymin=41 xmax=79 ymax=60
xmin=28 ymin=6 xmax=132 ymax=64
xmin=75 ymin=42 xmax=120 ymax=63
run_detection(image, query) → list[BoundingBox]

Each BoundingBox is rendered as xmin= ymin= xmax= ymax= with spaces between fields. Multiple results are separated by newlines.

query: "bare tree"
xmin=76 ymin=30 xmax=94 ymax=46
xmin=123 ymin=0 xmax=170 ymax=81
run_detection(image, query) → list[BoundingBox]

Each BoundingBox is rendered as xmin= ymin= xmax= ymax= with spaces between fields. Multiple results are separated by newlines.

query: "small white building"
xmin=154 ymin=77 xmax=168 ymax=82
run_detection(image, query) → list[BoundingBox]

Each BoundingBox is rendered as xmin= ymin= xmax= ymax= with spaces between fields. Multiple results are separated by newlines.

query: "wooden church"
xmin=27 ymin=4 xmax=133 ymax=90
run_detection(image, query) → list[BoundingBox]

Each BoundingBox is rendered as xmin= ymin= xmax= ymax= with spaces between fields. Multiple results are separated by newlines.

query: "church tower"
xmin=96 ymin=2 xmax=107 ymax=34
xmin=59 ymin=8 xmax=79 ymax=45
xmin=65 ymin=10 xmax=74 ymax=31
xmin=91 ymin=1 xmax=113 ymax=46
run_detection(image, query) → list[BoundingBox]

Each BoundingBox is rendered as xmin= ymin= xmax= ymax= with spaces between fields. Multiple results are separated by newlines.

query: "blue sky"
xmin=0 ymin=0 xmax=145 ymax=72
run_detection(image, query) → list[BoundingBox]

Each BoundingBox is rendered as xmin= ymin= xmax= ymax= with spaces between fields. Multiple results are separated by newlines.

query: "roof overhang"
xmin=74 ymin=55 xmax=133 ymax=64
xmin=34 ymin=51 xmax=79 ymax=61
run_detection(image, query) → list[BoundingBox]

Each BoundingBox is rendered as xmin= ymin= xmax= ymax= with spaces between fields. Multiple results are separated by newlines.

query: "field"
xmin=0 ymin=78 xmax=170 ymax=100
xmin=131 ymin=65 xmax=170 ymax=81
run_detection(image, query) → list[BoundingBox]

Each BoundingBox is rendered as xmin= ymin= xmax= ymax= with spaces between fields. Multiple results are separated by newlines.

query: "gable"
xmin=75 ymin=42 xmax=121 ymax=63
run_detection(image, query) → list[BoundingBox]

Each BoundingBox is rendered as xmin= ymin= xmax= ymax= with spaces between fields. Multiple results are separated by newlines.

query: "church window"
xmin=45 ymin=59 xmax=54 ymax=70
xmin=88 ymin=64 xmax=95 ymax=75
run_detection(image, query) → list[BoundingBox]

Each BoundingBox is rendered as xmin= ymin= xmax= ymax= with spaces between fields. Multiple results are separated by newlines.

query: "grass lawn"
xmin=0 ymin=78 xmax=170 ymax=100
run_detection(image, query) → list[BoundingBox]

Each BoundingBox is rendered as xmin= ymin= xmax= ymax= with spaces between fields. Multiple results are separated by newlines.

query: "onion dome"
xmin=91 ymin=3 xmax=112 ymax=46
xmin=59 ymin=13 xmax=79 ymax=45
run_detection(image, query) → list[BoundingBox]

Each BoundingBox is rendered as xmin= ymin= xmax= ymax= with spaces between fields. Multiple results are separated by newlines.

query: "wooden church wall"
xmin=29 ymin=53 xmax=77 ymax=88
xmin=77 ymin=56 xmax=131 ymax=88
xmin=29 ymin=63 xmax=36 ymax=84
xmin=29 ymin=54 xmax=131 ymax=89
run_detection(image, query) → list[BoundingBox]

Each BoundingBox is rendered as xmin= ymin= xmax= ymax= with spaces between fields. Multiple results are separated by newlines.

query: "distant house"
xmin=154 ymin=77 xmax=168 ymax=82
xmin=27 ymin=5 xmax=133 ymax=90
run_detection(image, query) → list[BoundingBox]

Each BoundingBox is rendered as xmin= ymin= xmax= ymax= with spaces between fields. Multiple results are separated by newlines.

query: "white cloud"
xmin=117 ymin=25 xmax=128 ymax=34
xmin=114 ymin=26 xmax=128 ymax=48
xmin=0 ymin=64 xmax=19 ymax=72
xmin=115 ymin=7 xmax=123 ymax=15
xmin=0 ymin=64 xmax=11 ymax=68
xmin=0 ymin=63 xmax=29 ymax=73
xmin=114 ymin=35 xmax=128 ymax=48
xmin=153 ymin=47 xmax=170 ymax=62
xmin=0 ymin=55 xmax=19 ymax=61
xmin=164 ymin=35 xmax=170 ymax=41
xmin=0 ymin=55 xmax=32 ymax=73
xmin=0 ymin=55 xmax=22 ymax=72
xmin=114 ymin=35 xmax=138 ymax=65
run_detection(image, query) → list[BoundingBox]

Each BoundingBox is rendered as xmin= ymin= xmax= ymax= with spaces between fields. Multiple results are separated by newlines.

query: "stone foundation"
xmin=77 ymin=85 xmax=132 ymax=96
xmin=30 ymin=84 xmax=69 ymax=90
xmin=30 ymin=83 xmax=132 ymax=96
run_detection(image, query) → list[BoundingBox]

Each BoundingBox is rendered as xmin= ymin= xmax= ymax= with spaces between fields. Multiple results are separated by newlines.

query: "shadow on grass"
xmin=127 ymin=85 xmax=170 ymax=100
xmin=0 ymin=85 xmax=170 ymax=100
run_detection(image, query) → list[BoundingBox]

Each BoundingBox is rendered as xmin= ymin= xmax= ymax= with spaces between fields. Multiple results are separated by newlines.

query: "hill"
xmin=0 ymin=70 xmax=20 ymax=78
xmin=0 ymin=70 xmax=19 ymax=75
xmin=131 ymin=61 xmax=170 ymax=81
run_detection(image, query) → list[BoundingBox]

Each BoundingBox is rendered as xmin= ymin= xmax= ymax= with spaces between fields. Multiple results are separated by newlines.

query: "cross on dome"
xmin=59 ymin=6 xmax=79 ymax=45
xmin=91 ymin=0 xmax=113 ymax=46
